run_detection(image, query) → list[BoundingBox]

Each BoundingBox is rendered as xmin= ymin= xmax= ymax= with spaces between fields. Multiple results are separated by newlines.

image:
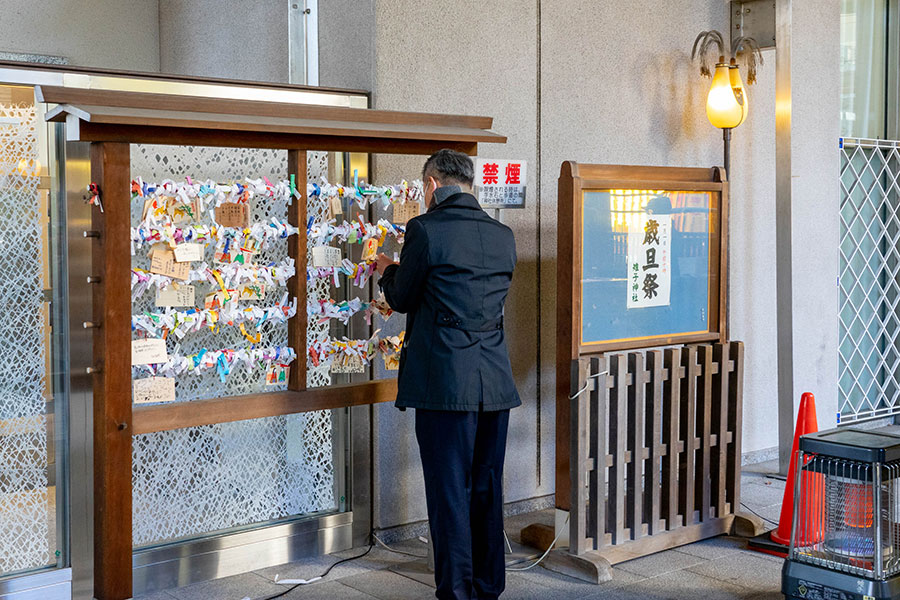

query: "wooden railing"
xmin=568 ymin=342 xmax=744 ymax=563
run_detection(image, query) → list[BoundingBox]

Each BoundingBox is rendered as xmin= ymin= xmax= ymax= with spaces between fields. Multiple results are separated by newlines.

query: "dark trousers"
xmin=415 ymin=408 xmax=510 ymax=600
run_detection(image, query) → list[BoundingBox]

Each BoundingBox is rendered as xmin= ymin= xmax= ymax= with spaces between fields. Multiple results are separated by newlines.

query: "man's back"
xmin=375 ymin=150 xmax=518 ymax=600
xmin=380 ymin=191 xmax=520 ymax=411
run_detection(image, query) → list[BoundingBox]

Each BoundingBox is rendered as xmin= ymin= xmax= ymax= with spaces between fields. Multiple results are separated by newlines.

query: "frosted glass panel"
xmin=0 ymin=86 xmax=60 ymax=575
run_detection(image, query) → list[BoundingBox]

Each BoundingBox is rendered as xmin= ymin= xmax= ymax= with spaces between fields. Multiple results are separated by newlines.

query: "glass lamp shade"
xmin=728 ymin=63 xmax=749 ymax=127
xmin=706 ymin=63 xmax=744 ymax=129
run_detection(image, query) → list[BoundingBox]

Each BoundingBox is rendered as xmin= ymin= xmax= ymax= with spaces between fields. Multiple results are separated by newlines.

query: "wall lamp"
xmin=692 ymin=30 xmax=763 ymax=176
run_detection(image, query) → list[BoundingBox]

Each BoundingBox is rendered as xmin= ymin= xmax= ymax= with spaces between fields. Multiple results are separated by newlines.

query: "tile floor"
xmin=137 ymin=460 xmax=789 ymax=600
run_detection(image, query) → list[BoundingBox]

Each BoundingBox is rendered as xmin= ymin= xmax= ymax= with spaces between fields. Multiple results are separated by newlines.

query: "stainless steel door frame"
xmin=133 ymin=512 xmax=352 ymax=595
xmin=61 ymin=138 xmax=93 ymax=600
xmin=0 ymin=568 xmax=72 ymax=600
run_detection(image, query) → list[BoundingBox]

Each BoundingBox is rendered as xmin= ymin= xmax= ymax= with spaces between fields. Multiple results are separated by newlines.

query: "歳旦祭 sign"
xmin=627 ymin=214 xmax=671 ymax=309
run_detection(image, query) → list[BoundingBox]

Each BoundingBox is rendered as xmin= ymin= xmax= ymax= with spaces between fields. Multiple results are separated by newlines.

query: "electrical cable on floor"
xmin=740 ymin=501 xmax=779 ymax=527
xmin=373 ymin=532 xmax=428 ymax=558
xmin=506 ymin=515 xmax=569 ymax=572
xmin=257 ymin=542 xmax=374 ymax=600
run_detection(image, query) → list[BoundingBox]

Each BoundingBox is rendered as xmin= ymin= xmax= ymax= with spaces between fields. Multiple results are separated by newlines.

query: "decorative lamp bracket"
xmin=730 ymin=0 xmax=776 ymax=50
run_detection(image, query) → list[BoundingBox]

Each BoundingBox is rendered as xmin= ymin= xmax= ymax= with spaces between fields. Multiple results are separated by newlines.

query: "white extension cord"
xmin=372 ymin=532 xmax=428 ymax=558
xmin=373 ymin=519 xmax=569 ymax=574
xmin=506 ymin=515 xmax=569 ymax=572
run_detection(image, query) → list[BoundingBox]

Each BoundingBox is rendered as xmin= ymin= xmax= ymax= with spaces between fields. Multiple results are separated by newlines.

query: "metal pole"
xmin=723 ymin=128 xmax=732 ymax=178
xmin=775 ymin=0 xmax=795 ymax=475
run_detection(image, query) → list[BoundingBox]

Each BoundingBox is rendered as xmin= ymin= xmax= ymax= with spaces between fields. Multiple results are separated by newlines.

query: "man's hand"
xmin=375 ymin=253 xmax=398 ymax=275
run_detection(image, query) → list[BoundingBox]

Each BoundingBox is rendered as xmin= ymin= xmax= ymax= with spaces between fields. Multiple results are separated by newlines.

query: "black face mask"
xmin=425 ymin=180 xmax=436 ymax=210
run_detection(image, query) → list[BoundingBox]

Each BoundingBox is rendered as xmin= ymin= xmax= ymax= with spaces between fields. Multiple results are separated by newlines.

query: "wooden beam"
xmin=73 ymin=122 xmax=481 ymax=155
xmin=90 ymin=141 xmax=132 ymax=600
xmin=579 ymin=333 xmax=721 ymax=360
xmin=287 ymin=150 xmax=308 ymax=392
xmin=48 ymin=104 xmax=506 ymax=145
xmin=569 ymin=163 xmax=721 ymax=184
xmin=132 ymin=379 xmax=399 ymax=435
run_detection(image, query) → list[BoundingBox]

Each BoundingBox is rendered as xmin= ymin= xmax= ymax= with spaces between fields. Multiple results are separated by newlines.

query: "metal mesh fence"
xmin=839 ymin=137 xmax=900 ymax=423
xmin=130 ymin=146 xmax=337 ymax=547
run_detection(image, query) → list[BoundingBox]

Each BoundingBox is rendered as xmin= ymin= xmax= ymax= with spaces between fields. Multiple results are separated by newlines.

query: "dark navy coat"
xmin=378 ymin=192 xmax=520 ymax=411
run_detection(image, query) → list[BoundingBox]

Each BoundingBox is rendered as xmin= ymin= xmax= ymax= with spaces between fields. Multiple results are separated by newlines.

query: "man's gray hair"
xmin=422 ymin=149 xmax=475 ymax=187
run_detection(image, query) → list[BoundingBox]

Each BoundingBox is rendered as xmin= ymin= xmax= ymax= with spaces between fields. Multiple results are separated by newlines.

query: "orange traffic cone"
xmin=771 ymin=392 xmax=823 ymax=546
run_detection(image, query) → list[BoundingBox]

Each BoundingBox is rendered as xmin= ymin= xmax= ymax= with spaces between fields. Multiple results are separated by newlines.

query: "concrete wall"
xmin=372 ymin=0 xmax=542 ymax=529
xmin=0 ymin=0 xmax=160 ymax=71
xmin=2 ymin=0 xmax=842 ymax=532
xmin=318 ymin=0 xmax=375 ymax=90
xmin=789 ymin=0 xmax=841 ymax=432
xmin=729 ymin=55 xmax=779 ymax=459
xmin=369 ymin=0 xmax=841 ymax=531
xmin=158 ymin=0 xmax=289 ymax=83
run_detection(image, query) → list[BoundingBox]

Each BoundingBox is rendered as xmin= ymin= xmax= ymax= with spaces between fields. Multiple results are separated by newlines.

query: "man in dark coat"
xmin=375 ymin=149 xmax=520 ymax=600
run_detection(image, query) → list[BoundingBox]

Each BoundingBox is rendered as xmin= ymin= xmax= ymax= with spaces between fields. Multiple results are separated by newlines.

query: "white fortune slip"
xmin=155 ymin=284 xmax=195 ymax=308
xmin=311 ymin=246 xmax=343 ymax=268
xmin=132 ymin=338 xmax=168 ymax=366
xmin=173 ymin=243 xmax=203 ymax=262
xmin=132 ymin=377 xmax=176 ymax=404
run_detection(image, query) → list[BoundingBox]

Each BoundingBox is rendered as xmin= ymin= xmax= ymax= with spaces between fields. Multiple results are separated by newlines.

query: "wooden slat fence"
xmin=568 ymin=342 xmax=744 ymax=563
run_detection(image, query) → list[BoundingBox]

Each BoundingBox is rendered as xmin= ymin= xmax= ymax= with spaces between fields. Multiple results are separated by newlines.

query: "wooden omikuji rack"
xmin=40 ymin=85 xmax=506 ymax=600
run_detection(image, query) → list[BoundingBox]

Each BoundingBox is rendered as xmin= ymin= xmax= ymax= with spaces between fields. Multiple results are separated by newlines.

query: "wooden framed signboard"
xmin=557 ymin=161 xmax=728 ymax=359
xmin=555 ymin=161 xmax=729 ymax=511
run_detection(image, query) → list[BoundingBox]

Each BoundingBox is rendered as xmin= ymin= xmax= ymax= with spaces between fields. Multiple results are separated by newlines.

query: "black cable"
xmin=740 ymin=501 xmax=779 ymax=527
xmin=259 ymin=543 xmax=374 ymax=600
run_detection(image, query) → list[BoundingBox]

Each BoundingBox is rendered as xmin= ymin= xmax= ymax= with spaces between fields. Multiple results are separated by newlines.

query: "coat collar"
xmin=427 ymin=191 xmax=482 ymax=213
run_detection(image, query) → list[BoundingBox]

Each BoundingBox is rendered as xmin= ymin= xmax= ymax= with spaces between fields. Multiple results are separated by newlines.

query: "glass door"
xmin=0 ymin=84 xmax=70 ymax=596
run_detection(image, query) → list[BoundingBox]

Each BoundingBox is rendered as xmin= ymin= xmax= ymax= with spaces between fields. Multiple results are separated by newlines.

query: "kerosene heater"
xmin=783 ymin=428 xmax=900 ymax=599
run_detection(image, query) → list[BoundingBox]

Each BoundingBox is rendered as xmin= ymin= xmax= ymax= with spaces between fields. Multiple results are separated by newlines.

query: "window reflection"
xmin=582 ymin=189 xmax=713 ymax=344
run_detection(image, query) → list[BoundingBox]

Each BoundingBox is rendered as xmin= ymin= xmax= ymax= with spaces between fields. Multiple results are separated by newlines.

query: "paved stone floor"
xmin=138 ymin=460 xmax=788 ymax=600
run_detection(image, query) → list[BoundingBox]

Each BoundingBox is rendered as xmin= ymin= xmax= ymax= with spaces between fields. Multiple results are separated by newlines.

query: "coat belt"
xmin=436 ymin=312 xmax=503 ymax=332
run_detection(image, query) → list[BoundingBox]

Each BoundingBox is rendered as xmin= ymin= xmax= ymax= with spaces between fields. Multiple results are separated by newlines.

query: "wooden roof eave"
xmin=40 ymin=86 xmax=506 ymax=155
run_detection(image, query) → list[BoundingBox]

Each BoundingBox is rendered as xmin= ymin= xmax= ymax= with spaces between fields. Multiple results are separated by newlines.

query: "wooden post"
xmin=627 ymin=352 xmax=646 ymax=540
xmin=712 ymin=343 xmax=731 ymax=517
xmin=570 ymin=358 xmax=590 ymax=554
xmin=662 ymin=348 xmax=682 ymax=530
xmin=590 ymin=356 xmax=607 ymax=550
xmin=609 ymin=354 xmax=627 ymax=545
xmin=287 ymin=150 xmax=308 ymax=391
xmin=727 ymin=342 xmax=745 ymax=512
xmin=90 ymin=141 xmax=133 ymax=600
xmin=697 ymin=345 xmax=713 ymax=522
xmin=680 ymin=346 xmax=697 ymax=527
xmin=556 ymin=161 xmax=581 ymax=511
xmin=646 ymin=350 xmax=664 ymax=535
